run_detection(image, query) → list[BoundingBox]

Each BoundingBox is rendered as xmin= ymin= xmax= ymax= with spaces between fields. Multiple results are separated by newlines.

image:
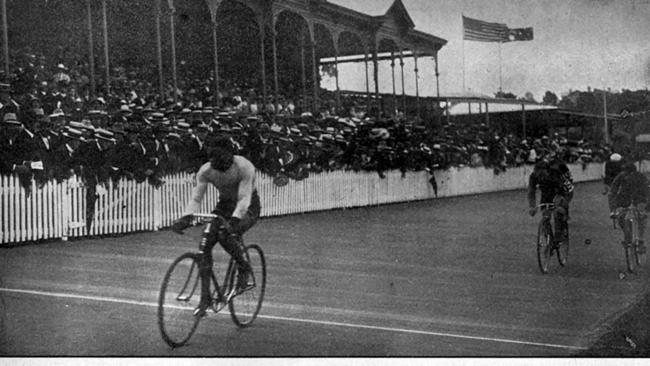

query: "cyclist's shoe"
xmin=609 ymin=211 xmax=617 ymax=219
xmin=236 ymin=269 xmax=254 ymax=293
xmin=639 ymin=241 xmax=647 ymax=254
xmin=193 ymin=299 xmax=210 ymax=318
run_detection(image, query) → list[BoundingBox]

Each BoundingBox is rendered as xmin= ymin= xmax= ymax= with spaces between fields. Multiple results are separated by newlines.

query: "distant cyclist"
xmin=603 ymin=153 xmax=624 ymax=195
xmin=527 ymin=155 xmax=574 ymax=245
xmin=608 ymin=162 xmax=648 ymax=253
xmin=172 ymin=137 xmax=260 ymax=313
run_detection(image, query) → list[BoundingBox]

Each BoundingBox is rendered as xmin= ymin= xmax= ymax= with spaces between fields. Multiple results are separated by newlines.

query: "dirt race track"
xmin=1 ymin=179 xmax=649 ymax=357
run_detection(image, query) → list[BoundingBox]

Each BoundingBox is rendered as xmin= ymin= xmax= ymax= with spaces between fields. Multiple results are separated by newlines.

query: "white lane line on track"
xmin=0 ymin=287 xmax=586 ymax=351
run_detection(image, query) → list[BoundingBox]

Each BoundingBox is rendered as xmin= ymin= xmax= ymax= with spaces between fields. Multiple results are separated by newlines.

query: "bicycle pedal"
xmin=193 ymin=306 xmax=208 ymax=318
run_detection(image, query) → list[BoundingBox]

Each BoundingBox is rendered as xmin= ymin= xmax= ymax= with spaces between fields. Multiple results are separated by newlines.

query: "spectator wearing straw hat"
xmin=0 ymin=112 xmax=38 ymax=189
xmin=0 ymin=83 xmax=20 ymax=117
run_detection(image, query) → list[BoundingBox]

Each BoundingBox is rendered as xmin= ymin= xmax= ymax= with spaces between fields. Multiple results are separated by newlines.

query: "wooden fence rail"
xmin=1 ymin=161 xmax=636 ymax=245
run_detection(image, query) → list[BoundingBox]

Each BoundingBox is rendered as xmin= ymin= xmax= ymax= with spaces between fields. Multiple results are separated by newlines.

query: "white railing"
xmin=1 ymin=161 xmax=641 ymax=245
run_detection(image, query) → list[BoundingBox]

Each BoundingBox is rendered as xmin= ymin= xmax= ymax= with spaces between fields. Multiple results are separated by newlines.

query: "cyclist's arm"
xmin=182 ymin=163 xmax=210 ymax=216
xmin=232 ymin=157 xmax=255 ymax=220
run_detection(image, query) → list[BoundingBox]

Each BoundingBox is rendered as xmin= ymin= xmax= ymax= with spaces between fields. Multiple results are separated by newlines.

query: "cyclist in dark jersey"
xmin=527 ymin=156 xmax=574 ymax=244
xmin=608 ymin=162 xmax=648 ymax=253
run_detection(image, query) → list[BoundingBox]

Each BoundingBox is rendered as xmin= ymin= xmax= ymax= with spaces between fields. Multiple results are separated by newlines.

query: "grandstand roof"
xmin=431 ymin=95 xmax=558 ymax=115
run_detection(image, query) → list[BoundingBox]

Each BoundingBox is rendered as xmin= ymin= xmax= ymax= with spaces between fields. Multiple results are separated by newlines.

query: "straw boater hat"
xmin=3 ymin=113 xmax=21 ymax=125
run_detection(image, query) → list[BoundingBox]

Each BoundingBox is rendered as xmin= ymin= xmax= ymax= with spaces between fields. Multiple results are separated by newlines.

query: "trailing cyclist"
xmin=603 ymin=152 xmax=624 ymax=195
xmin=172 ymin=136 xmax=261 ymax=315
xmin=608 ymin=162 xmax=648 ymax=254
xmin=527 ymin=155 xmax=574 ymax=246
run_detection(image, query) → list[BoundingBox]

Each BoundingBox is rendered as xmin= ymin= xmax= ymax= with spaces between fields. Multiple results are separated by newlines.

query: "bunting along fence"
xmin=2 ymin=161 xmax=647 ymax=245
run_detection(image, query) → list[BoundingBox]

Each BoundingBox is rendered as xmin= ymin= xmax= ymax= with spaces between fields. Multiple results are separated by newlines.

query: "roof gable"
xmin=383 ymin=0 xmax=415 ymax=30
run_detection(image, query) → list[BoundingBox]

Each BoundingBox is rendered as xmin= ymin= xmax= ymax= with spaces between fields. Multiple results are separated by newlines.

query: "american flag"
xmin=462 ymin=15 xmax=509 ymax=42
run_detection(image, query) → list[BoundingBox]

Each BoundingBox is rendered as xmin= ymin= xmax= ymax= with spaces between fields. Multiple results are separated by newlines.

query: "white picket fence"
xmin=1 ymin=161 xmax=643 ymax=245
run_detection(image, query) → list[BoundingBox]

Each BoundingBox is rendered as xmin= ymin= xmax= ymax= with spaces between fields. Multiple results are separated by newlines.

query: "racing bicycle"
xmin=535 ymin=203 xmax=569 ymax=274
xmin=157 ymin=213 xmax=266 ymax=348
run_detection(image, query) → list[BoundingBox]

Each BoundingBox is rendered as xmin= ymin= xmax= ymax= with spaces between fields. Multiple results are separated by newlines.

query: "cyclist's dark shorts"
xmin=212 ymin=190 xmax=261 ymax=235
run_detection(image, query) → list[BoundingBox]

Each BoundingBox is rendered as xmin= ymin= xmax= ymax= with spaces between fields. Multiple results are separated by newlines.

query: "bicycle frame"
xmin=194 ymin=213 xmax=239 ymax=309
xmin=538 ymin=203 xmax=556 ymax=239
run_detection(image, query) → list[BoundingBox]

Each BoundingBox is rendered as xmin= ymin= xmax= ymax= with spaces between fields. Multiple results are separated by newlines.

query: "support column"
xmin=101 ymin=0 xmax=110 ymax=96
xmin=414 ymin=51 xmax=420 ymax=119
xmin=399 ymin=49 xmax=406 ymax=117
xmin=258 ymin=18 xmax=267 ymax=112
xmin=155 ymin=0 xmax=164 ymax=98
xmin=485 ymin=102 xmax=490 ymax=126
xmin=211 ymin=19 xmax=220 ymax=105
xmin=391 ymin=51 xmax=396 ymax=116
xmin=334 ymin=44 xmax=340 ymax=115
xmin=522 ymin=104 xmax=527 ymax=140
xmin=364 ymin=51 xmax=370 ymax=114
xmin=168 ymin=1 xmax=178 ymax=104
xmin=434 ymin=52 xmax=441 ymax=125
xmin=310 ymin=30 xmax=319 ymax=113
xmin=86 ymin=0 xmax=96 ymax=98
xmin=372 ymin=39 xmax=380 ymax=119
xmin=1 ymin=0 xmax=7 ymax=75
xmin=271 ymin=17 xmax=279 ymax=116
xmin=300 ymin=28 xmax=307 ymax=113
xmin=434 ymin=53 xmax=440 ymax=99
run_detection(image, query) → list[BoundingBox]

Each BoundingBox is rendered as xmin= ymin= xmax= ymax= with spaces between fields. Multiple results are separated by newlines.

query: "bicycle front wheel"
xmin=621 ymin=219 xmax=638 ymax=273
xmin=537 ymin=222 xmax=552 ymax=274
xmin=158 ymin=253 xmax=202 ymax=348
xmin=625 ymin=242 xmax=638 ymax=273
xmin=229 ymin=244 xmax=266 ymax=327
xmin=635 ymin=240 xmax=644 ymax=267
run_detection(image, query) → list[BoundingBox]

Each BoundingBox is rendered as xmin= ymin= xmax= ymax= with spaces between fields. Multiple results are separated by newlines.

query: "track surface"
xmin=1 ymin=180 xmax=649 ymax=356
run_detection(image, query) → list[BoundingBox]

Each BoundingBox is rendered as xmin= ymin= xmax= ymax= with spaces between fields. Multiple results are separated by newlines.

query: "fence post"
xmin=153 ymin=180 xmax=162 ymax=230
xmin=61 ymin=177 xmax=71 ymax=241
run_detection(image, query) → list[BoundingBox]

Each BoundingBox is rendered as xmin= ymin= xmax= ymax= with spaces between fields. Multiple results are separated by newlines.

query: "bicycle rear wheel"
xmin=537 ymin=222 xmax=552 ymax=274
xmin=229 ymin=244 xmax=266 ymax=327
xmin=158 ymin=253 xmax=202 ymax=348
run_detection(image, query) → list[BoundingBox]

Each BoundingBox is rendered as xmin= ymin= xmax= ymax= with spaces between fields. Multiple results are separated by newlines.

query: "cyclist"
xmin=527 ymin=155 xmax=574 ymax=246
xmin=608 ymin=162 xmax=648 ymax=253
xmin=172 ymin=136 xmax=261 ymax=314
xmin=603 ymin=153 xmax=624 ymax=195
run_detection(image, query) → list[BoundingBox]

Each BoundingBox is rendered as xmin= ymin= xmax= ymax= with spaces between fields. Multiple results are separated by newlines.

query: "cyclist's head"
xmin=622 ymin=162 xmax=637 ymax=173
xmin=610 ymin=153 xmax=622 ymax=162
xmin=208 ymin=137 xmax=236 ymax=172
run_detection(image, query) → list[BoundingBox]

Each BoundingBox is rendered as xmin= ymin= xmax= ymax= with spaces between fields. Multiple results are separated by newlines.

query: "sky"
xmin=322 ymin=0 xmax=650 ymax=101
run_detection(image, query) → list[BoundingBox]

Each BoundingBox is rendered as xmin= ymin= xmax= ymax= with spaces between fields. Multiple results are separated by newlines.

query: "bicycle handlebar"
xmin=536 ymin=203 xmax=555 ymax=209
xmin=191 ymin=213 xmax=224 ymax=220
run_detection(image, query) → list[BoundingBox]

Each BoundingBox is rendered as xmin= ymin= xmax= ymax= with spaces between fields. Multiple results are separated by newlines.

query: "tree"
xmin=495 ymin=90 xmax=516 ymax=99
xmin=542 ymin=91 xmax=558 ymax=105
xmin=523 ymin=92 xmax=536 ymax=102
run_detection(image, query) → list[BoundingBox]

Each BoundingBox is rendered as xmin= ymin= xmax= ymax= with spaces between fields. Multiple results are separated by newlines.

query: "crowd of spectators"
xmin=1 ymin=49 xmax=614 ymax=197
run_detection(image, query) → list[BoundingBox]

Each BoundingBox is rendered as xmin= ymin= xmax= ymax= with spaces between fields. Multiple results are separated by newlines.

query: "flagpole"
xmin=462 ymin=39 xmax=466 ymax=93
xmin=603 ymin=88 xmax=609 ymax=144
xmin=498 ymin=41 xmax=502 ymax=93
xmin=461 ymin=14 xmax=465 ymax=93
